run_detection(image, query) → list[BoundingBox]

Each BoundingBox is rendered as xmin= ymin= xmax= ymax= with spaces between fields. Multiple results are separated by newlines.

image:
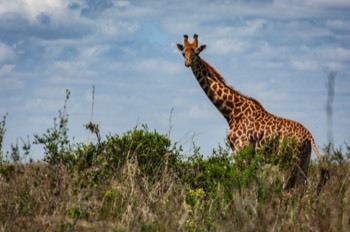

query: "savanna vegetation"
xmin=1 ymin=90 xmax=349 ymax=231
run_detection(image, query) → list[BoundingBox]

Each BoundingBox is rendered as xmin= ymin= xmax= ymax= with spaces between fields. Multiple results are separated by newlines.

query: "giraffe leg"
xmin=227 ymin=131 xmax=250 ymax=153
xmin=295 ymin=148 xmax=311 ymax=191
xmin=227 ymin=131 xmax=235 ymax=152
xmin=284 ymin=143 xmax=311 ymax=191
xmin=284 ymin=165 xmax=297 ymax=190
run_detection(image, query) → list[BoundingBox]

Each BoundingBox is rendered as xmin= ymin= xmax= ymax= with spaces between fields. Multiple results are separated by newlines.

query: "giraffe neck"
xmin=190 ymin=57 xmax=249 ymax=123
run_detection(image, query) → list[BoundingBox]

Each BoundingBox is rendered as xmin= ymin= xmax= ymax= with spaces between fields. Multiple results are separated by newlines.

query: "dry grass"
xmin=1 ymin=157 xmax=349 ymax=232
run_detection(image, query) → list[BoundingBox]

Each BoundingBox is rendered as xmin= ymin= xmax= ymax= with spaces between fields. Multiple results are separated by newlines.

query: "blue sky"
xmin=1 ymin=0 xmax=349 ymax=160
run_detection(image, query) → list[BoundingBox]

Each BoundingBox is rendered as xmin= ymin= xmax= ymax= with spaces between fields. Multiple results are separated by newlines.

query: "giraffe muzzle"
xmin=185 ymin=61 xmax=191 ymax=67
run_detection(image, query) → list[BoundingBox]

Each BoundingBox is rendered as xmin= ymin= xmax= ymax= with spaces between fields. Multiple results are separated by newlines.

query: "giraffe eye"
xmin=182 ymin=53 xmax=185 ymax=57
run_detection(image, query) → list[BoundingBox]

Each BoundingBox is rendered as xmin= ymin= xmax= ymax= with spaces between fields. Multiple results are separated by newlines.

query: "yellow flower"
xmin=195 ymin=188 xmax=205 ymax=198
xmin=104 ymin=189 xmax=114 ymax=199
xmin=184 ymin=203 xmax=193 ymax=215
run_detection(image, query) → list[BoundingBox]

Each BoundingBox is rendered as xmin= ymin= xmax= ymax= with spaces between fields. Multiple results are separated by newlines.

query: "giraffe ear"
xmin=196 ymin=44 xmax=207 ymax=54
xmin=177 ymin=44 xmax=184 ymax=51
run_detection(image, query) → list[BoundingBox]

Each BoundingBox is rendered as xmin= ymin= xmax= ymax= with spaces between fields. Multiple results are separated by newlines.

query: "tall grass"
xmin=1 ymin=144 xmax=349 ymax=231
xmin=0 ymin=91 xmax=349 ymax=231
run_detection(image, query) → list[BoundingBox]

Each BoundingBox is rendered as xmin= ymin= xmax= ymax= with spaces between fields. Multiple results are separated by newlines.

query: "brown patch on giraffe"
xmin=217 ymin=89 xmax=223 ymax=96
xmin=216 ymin=99 xmax=224 ymax=107
xmin=226 ymin=101 xmax=234 ymax=109
xmin=222 ymin=107 xmax=231 ymax=116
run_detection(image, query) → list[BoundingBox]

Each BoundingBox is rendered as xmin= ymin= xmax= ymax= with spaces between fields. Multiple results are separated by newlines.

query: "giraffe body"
xmin=177 ymin=34 xmax=328 ymax=190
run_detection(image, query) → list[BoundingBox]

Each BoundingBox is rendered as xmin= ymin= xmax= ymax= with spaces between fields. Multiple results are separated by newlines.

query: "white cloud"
xmin=0 ymin=64 xmax=15 ymax=74
xmin=99 ymin=20 xmax=139 ymax=37
xmin=134 ymin=59 xmax=182 ymax=75
xmin=187 ymin=103 xmax=217 ymax=120
xmin=22 ymin=98 xmax=63 ymax=112
xmin=0 ymin=43 xmax=16 ymax=62
xmin=210 ymin=38 xmax=248 ymax=55
xmin=325 ymin=20 xmax=350 ymax=31
xmin=290 ymin=60 xmax=319 ymax=71
xmin=325 ymin=62 xmax=344 ymax=71
xmin=253 ymin=61 xmax=284 ymax=69
xmin=33 ymin=86 xmax=70 ymax=98
xmin=0 ymin=0 xmax=69 ymax=22
xmin=315 ymin=47 xmax=350 ymax=60
xmin=300 ymin=0 xmax=350 ymax=8
xmin=213 ymin=19 xmax=266 ymax=37
xmin=241 ymin=19 xmax=266 ymax=35
xmin=273 ymin=0 xmax=350 ymax=8
xmin=0 ymin=77 xmax=23 ymax=90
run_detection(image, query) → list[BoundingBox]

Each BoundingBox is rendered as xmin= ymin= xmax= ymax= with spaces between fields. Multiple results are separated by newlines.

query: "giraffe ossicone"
xmin=177 ymin=34 xmax=329 ymax=192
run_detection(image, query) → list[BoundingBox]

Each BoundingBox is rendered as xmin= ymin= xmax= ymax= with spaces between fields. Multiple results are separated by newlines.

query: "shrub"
xmin=180 ymin=144 xmax=239 ymax=199
xmin=33 ymin=89 xmax=74 ymax=165
xmin=74 ymin=124 xmax=183 ymax=180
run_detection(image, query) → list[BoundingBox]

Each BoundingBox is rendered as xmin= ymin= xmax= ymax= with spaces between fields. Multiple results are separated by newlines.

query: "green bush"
xmin=104 ymin=124 xmax=178 ymax=175
xmin=34 ymin=90 xmax=74 ymax=165
xmin=180 ymin=144 xmax=238 ymax=198
xmin=179 ymin=137 xmax=299 ymax=202
xmin=74 ymin=124 xmax=183 ymax=181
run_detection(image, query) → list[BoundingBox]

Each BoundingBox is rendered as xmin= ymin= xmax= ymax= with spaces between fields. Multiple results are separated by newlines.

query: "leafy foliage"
xmin=74 ymin=124 xmax=182 ymax=182
xmin=33 ymin=89 xmax=74 ymax=165
xmin=0 ymin=114 xmax=32 ymax=164
xmin=323 ymin=142 xmax=350 ymax=164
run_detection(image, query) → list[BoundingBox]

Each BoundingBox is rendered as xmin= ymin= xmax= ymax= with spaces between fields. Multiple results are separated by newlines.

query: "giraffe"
xmin=177 ymin=34 xmax=328 ymax=191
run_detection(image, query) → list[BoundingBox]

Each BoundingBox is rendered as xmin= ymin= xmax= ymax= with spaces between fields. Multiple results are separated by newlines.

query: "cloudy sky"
xmin=1 ymin=0 xmax=349 ymax=160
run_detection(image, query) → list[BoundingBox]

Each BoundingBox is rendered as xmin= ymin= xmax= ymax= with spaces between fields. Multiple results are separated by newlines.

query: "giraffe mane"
xmin=200 ymin=58 xmax=265 ymax=110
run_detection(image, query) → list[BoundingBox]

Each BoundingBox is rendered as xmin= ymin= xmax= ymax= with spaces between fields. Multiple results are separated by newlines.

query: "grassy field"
xmin=0 ymin=93 xmax=349 ymax=231
xmin=1 ymin=129 xmax=349 ymax=231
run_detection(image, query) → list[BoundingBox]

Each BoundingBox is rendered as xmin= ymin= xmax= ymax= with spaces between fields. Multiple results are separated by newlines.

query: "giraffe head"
xmin=177 ymin=34 xmax=207 ymax=67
